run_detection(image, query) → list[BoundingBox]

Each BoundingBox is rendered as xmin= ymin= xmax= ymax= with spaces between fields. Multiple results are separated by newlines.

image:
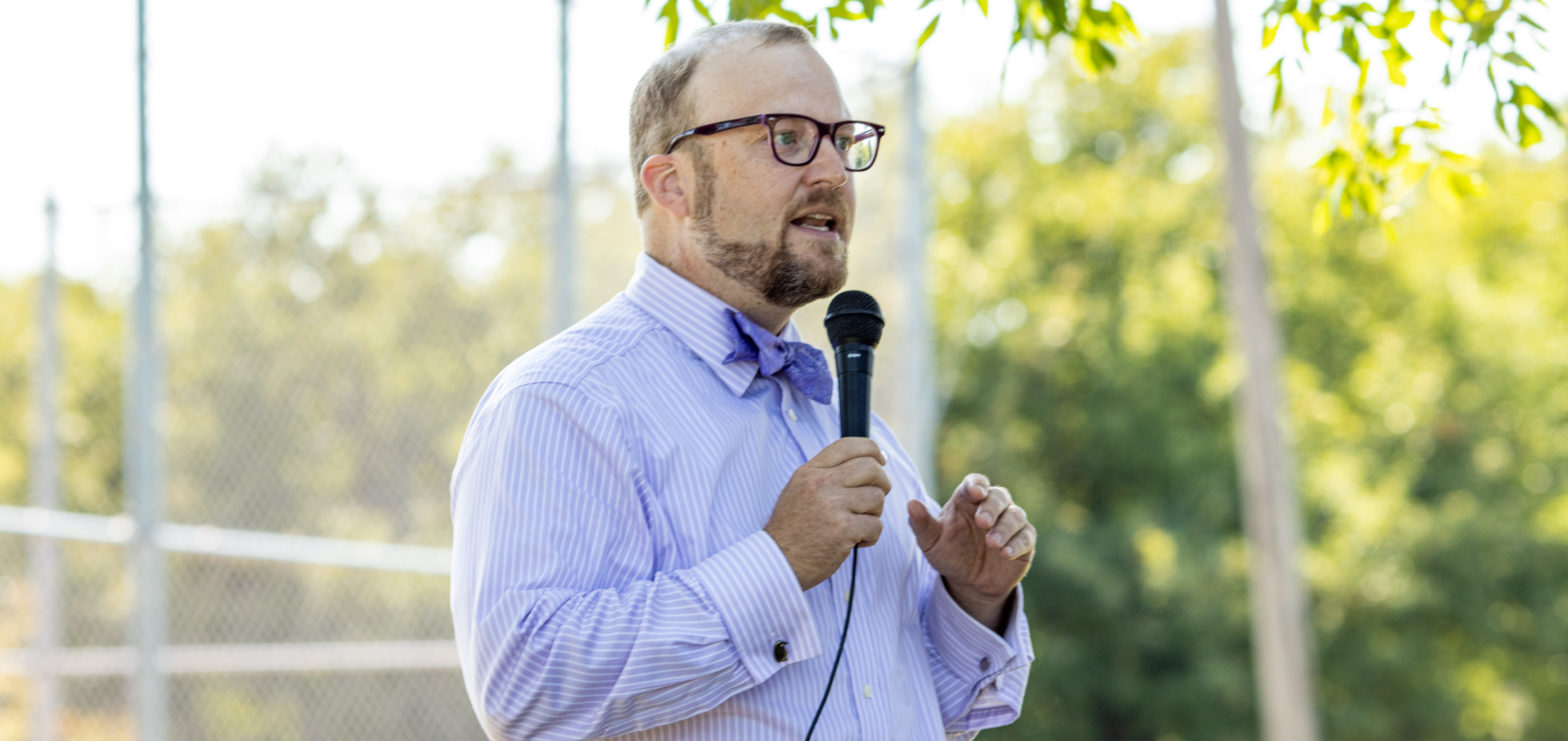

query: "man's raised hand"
xmin=906 ymin=473 xmax=1036 ymax=632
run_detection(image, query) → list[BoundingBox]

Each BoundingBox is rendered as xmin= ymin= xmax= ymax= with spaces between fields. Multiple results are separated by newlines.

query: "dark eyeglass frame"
xmin=663 ymin=113 xmax=887 ymax=172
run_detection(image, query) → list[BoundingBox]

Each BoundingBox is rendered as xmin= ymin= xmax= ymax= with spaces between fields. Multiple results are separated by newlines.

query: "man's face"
xmin=681 ymin=43 xmax=857 ymax=308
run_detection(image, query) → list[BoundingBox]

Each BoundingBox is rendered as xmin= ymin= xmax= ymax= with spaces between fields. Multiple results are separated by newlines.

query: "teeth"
xmin=793 ymin=213 xmax=835 ymax=232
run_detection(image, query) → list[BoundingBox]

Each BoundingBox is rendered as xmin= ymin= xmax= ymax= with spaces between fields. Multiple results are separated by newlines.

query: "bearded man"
xmin=450 ymin=20 xmax=1038 ymax=739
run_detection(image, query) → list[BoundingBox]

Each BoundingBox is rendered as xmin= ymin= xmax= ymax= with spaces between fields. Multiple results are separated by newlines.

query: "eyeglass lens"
xmin=769 ymin=116 xmax=879 ymax=171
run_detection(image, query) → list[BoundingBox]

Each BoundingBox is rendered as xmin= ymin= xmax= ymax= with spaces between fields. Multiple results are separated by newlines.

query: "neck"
xmin=643 ymin=224 xmax=794 ymax=335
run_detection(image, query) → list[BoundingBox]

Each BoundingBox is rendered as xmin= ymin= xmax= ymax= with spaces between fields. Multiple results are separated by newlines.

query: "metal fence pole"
xmin=29 ymin=195 xmax=63 ymax=741
xmin=898 ymin=59 xmax=937 ymax=494
xmin=550 ymin=0 xmax=575 ymax=334
xmin=131 ymin=0 xmax=168 ymax=737
xmin=1211 ymin=0 xmax=1320 ymax=738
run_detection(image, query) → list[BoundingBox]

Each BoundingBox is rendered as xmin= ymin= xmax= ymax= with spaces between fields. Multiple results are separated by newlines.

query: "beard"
xmin=688 ymin=148 xmax=849 ymax=309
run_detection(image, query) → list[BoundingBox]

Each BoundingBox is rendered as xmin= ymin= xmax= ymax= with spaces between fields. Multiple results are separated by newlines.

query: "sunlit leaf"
xmin=1429 ymin=11 xmax=1451 ymax=44
xmin=1383 ymin=44 xmax=1409 ymax=86
xmin=1511 ymin=83 xmax=1559 ymax=123
xmin=1518 ymin=112 xmax=1543 ymax=148
xmin=1500 ymin=51 xmax=1537 ymax=71
xmin=917 ymin=13 xmax=941 ymax=52
xmin=1385 ymin=8 xmax=1414 ymax=31
xmin=1111 ymin=2 xmax=1140 ymax=38
xmin=659 ymin=0 xmax=680 ymax=48
xmin=689 ymin=0 xmax=716 ymax=24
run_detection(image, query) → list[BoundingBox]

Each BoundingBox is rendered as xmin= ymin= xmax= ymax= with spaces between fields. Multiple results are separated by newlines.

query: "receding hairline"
xmin=628 ymin=20 xmax=818 ymax=215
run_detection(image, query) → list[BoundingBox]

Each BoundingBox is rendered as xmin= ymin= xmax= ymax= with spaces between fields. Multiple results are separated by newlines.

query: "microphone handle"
xmin=835 ymin=342 xmax=875 ymax=438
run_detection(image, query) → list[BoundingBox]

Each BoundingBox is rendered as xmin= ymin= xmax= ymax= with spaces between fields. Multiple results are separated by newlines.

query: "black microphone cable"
xmin=805 ymin=290 xmax=884 ymax=740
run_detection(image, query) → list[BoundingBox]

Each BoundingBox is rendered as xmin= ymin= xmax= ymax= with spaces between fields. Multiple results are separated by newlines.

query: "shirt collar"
xmin=624 ymin=252 xmax=808 ymax=398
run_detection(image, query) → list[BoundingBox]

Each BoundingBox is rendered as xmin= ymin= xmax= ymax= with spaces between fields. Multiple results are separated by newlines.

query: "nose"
xmin=804 ymin=135 xmax=850 ymax=189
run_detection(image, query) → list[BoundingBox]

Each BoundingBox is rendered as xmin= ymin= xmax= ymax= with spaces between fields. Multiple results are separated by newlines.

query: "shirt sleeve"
xmin=922 ymin=575 xmax=1034 ymax=735
xmin=904 ymin=493 xmax=1035 ymax=736
xmin=449 ymin=381 xmax=822 ymax=740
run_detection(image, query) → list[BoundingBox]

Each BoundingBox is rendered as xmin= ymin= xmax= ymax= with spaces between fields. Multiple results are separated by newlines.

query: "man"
xmin=450 ymin=20 xmax=1037 ymax=739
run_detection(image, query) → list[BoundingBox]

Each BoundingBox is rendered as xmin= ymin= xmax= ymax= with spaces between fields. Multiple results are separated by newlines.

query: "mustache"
xmin=787 ymin=188 xmax=850 ymax=218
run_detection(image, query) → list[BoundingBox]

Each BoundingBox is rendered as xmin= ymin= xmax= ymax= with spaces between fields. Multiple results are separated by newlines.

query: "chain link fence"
xmin=0 ymin=162 xmax=654 ymax=739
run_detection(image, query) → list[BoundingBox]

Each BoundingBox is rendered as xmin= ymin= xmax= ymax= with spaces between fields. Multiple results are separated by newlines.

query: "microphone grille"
xmin=824 ymin=290 xmax=884 ymax=348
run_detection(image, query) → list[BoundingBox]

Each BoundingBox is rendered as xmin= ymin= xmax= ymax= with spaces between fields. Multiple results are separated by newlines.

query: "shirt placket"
xmin=782 ymin=382 xmax=884 ymax=738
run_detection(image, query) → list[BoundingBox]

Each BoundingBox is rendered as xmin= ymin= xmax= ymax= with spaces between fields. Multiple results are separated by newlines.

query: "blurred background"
xmin=2 ymin=0 xmax=1566 ymax=739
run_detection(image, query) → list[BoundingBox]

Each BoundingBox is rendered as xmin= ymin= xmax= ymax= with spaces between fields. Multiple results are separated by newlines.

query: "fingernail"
xmin=988 ymin=533 xmax=1003 ymax=546
xmin=1005 ymin=546 xmax=1018 ymax=557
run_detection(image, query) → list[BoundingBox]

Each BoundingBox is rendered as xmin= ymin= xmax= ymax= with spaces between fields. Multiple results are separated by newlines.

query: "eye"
xmin=775 ymin=131 xmax=798 ymax=147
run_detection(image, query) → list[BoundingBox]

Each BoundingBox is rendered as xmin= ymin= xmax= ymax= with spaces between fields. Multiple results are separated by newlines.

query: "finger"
xmin=974 ymin=486 xmax=1014 ymax=529
xmin=852 ymin=513 xmax=884 ymax=548
xmin=1001 ymin=523 xmax=1037 ymax=559
xmin=847 ymin=486 xmax=887 ymax=517
xmin=814 ymin=438 xmax=886 ymax=469
xmin=949 ymin=473 xmax=991 ymax=516
xmin=836 ymin=456 xmax=893 ymax=492
xmin=985 ymin=504 xmax=1028 ymax=549
xmin=906 ymin=499 xmax=940 ymax=551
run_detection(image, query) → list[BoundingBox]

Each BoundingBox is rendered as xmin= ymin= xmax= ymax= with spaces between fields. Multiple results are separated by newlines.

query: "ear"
xmin=640 ymin=154 xmax=690 ymax=220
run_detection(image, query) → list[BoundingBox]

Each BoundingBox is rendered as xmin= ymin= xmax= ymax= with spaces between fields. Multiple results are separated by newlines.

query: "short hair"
xmin=628 ymin=20 xmax=815 ymax=215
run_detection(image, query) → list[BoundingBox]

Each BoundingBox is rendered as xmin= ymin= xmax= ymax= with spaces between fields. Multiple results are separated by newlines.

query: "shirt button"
xmin=979 ymin=656 xmax=992 ymax=672
xmin=786 ymin=408 xmax=798 ymax=422
xmin=862 ymin=684 xmax=873 ymax=699
xmin=844 ymin=589 xmax=852 ymax=602
xmin=773 ymin=640 xmax=789 ymax=663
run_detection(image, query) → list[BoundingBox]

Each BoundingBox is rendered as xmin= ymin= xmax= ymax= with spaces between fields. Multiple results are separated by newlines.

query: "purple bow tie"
xmin=722 ymin=309 xmax=833 ymax=405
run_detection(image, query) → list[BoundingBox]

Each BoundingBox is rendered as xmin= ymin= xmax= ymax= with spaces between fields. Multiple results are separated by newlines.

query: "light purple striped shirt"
xmin=450 ymin=253 xmax=1033 ymax=739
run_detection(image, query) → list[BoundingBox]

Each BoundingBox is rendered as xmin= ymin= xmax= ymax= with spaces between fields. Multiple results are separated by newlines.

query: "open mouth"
xmin=789 ymin=213 xmax=838 ymax=235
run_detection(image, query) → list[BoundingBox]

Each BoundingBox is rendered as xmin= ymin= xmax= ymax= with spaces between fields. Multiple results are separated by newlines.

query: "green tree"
xmin=926 ymin=29 xmax=1568 ymax=740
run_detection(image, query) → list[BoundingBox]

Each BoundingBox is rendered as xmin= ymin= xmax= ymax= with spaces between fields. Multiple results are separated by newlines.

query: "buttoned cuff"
xmin=686 ymin=530 xmax=823 ymax=685
xmin=926 ymin=581 xmax=1033 ymax=689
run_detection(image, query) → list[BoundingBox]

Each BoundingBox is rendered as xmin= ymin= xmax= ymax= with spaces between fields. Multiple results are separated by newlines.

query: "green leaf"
xmin=1500 ymin=51 xmax=1537 ymax=71
xmin=1520 ymin=14 xmax=1546 ymax=33
xmin=1518 ymin=113 xmax=1542 ymax=148
xmin=917 ymin=13 xmax=941 ymax=52
xmin=1322 ymin=88 xmax=1335 ymax=126
xmin=1341 ymin=26 xmax=1361 ymax=63
xmin=977 ymin=0 xmax=989 ymax=16
xmin=1091 ymin=39 xmax=1118 ymax=71
xmin=1429 ymin=11 xmax=1450 ymax=45
xmin=690 ymin=0 xmax=716 ymax=24
xmin=1263 ymin=18 xmax=1282 ymax=48
xmin=658 ymin=0 xmax=680 ymax=48
xmin=1385 ymin=8 xmax=1415 ymax=31
xmin=1383 ymin=44 xmax=1409 ymax=86
xmin=1110 ymin=2 xmax=1140 ymax=38
xmin=1272 ymin=72 xmax=1285 ymax=116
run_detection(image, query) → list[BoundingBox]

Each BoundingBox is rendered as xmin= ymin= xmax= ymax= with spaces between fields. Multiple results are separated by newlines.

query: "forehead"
xmin=687 ymin=41 xmax=849 ymax=123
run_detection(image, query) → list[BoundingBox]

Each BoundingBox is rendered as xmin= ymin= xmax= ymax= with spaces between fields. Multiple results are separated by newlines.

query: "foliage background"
xmin=3 ymin=26 xmax=1566 ymax=740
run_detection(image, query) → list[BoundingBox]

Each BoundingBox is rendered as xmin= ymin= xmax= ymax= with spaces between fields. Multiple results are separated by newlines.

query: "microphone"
xmin=823 ymin=291 xmax=884 ymax=438
xmin=806 ymin=290 xmax=884 ymax=740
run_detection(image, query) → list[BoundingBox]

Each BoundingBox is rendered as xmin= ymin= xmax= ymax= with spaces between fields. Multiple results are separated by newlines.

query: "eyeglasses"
xmin=664 ymin=113 xmax=886 ymax=172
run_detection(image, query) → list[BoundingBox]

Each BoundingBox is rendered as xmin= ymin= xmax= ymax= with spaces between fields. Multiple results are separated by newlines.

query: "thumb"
xmin=907 ymin=499 xmax=940 ymax=552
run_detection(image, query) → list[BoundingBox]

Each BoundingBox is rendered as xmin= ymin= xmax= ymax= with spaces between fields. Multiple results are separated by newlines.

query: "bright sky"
xmin=1 ymin=0 xmax=1563 ymax=289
